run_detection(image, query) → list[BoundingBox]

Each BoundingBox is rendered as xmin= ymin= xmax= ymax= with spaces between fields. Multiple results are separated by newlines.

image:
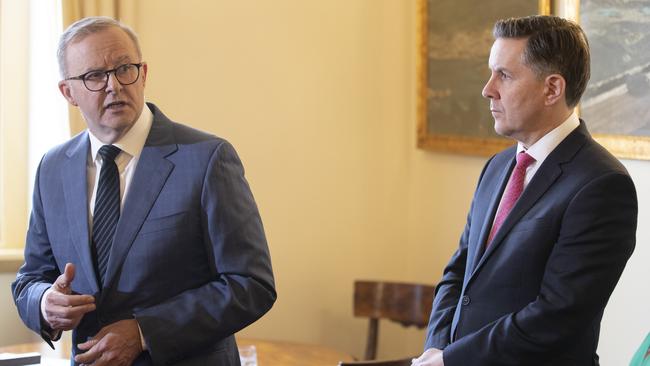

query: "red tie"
xmin=487 ymin=151 xmax=536 ymax=246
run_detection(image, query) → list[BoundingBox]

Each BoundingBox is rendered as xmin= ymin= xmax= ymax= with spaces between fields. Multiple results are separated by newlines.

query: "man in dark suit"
xmin=12 ymin=16 xmax=275 ymax=365
xmin=412 ymin=15 xmax=637 ymax=366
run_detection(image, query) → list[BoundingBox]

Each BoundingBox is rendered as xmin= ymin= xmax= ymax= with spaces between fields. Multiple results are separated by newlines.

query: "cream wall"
xmin=0 ymin=0 xmax=29 ymax=249
xmin=0 ymin=1 xmax=647 ymax=364
xmin=0 ymin=0 xmax=35 ymax=348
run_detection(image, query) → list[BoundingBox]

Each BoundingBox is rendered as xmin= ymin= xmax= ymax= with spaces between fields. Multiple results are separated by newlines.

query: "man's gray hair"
xmin=57 ymin=16 xmax=142 ymax=78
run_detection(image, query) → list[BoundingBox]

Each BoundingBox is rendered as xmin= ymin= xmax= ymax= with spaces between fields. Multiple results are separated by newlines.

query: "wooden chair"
xmin=338 ymin=356 xmax=414 ymax=366
xmin=353 ymin=280 xmax=436 ymax=360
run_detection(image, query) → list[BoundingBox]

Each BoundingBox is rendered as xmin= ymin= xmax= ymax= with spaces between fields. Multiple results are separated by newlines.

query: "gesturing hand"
xmin=75 ymin=319 xmax=143 ymax=366
xmin=41 ymin=263 xmax=96 ymax=331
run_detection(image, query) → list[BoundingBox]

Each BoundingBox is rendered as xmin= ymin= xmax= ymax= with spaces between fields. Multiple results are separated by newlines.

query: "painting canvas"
xmin=580 ymin=0 xmax=650 ymax=159
xmin=417 ymin=0 xmax=546 ymax=155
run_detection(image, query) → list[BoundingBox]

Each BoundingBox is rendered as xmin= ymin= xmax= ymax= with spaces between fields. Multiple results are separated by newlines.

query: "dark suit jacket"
xmin=12 ymin=103 xmax=276 ymax=365
xmin=424 ymin=122 xmax=637 ymax=366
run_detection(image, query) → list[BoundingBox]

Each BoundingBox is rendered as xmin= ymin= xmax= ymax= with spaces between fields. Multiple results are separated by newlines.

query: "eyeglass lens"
xmin=84 ymin=64 xmax=140 ymax=91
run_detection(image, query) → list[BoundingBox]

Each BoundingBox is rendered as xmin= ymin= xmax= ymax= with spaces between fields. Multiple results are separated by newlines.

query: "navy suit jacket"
xmin=13 ymin=103 xmax=276 ymax=365
xmin=424 ymin=122 xmax=637 ymax=365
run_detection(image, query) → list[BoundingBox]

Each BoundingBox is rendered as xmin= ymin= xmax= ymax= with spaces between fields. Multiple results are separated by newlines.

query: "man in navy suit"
xmin=412 ymin=16 xmax=637 ymax=366
xmin=12 ymin=16 xmax=275 ymax=365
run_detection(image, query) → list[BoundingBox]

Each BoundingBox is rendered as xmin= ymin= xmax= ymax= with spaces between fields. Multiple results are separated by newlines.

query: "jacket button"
xmin=461 ymin=295 xmax=470 ymax=306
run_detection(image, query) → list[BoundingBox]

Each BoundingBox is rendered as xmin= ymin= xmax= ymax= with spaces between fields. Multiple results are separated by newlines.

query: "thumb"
xmin=55 ymin=263 xmax=75 ymax=292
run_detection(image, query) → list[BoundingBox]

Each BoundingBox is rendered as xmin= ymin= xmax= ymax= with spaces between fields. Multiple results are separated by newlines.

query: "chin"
xmin=104 ymin=115 xmax=136 ymax=127
xmin=493 ymin=122 xmax=505 ymax=136
xmin=99 ymin=120 xmax=136 ymax=136
xmin=493 ymin=124 xmax=513 ymax=138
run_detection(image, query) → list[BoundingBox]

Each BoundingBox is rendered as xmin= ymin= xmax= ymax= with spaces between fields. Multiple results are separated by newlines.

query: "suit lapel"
xmin=468 ymin=157 xmax=514 ymax=274
xmin=101 ymin=109 xmax=178 ymax=292
xmin=478 ymin=161 xmax=562 ymax=264
xmin=61 ymin=133 xmax=100 ymax=293
xmin=469 ymin=122 xmax=589 ymax=277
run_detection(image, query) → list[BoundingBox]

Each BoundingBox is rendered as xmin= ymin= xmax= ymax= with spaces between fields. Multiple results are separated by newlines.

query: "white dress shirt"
xmin=517 ymin=112 xmax=580 ymax=189
xmin=489 ymin=113 xmax=580 ymax=230
xmin=87 ymin=104 xmax=153 ymax=226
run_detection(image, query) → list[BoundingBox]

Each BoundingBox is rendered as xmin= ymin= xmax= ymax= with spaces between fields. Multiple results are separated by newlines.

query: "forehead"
xmin=488 ymin=37 xmax=528 ymax=70
xmin=65 ymin=27 xmax=138 ymax=72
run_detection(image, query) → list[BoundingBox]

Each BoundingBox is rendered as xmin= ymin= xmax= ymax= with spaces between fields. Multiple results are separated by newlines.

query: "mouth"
xmin=104 ymin=101 xmax=128 ymax=110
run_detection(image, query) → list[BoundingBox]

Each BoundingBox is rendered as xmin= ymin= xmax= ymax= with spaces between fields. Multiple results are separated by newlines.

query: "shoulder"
xmin=478 ymin=144 xmax=516 ymax=182
xmin=147 ymin=104 xmax=244 ymax=168
xmin=573 ymin=136 xmax=628 ymax=175
xmin=147 ymin=103 xmax=230 ymax=151
xmin=559 ymin=126 xmax=631 ymax=187
xmin=38 ymin=130 xmax=88 ymax=167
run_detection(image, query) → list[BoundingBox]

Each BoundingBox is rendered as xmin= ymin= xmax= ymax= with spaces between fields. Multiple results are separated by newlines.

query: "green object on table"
xmin=630 ymin=333 xmax=650 ymax=366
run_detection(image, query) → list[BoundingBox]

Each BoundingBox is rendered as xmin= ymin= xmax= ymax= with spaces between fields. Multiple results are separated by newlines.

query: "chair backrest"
xmin=338 ymin=356 xmax=414 ymax=366
xmin=353 ymin=280 xmax=436 ymax=360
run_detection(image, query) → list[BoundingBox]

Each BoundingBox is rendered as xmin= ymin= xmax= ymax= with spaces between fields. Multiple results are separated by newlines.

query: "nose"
xmin=482 ymin=75 xmax=498 ymax=100
xmin=104 ymin=72 xmax=122 ymax=93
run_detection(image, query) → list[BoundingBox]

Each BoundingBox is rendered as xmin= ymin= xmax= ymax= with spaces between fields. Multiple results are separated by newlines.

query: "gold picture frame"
xmin=417 ymin=0 xmax=650 ymax=160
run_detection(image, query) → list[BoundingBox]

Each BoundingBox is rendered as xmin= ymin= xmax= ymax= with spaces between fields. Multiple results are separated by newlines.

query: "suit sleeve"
xmin=424 ymin=157 xmax=494 ymax=350
xmin=424 ymin=218 xmax=468 ymax=349
xmin=11 ymin=158 xmax=61 ymax=348
xmin=135 ymin=141 xmax=276 ymax=365
xmin=442 ymin=171 xmax=637 ymax=365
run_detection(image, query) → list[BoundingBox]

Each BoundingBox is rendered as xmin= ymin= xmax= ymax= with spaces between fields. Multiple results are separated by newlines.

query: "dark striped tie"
xmin=92 ymin=144 xmax=121 ymax=285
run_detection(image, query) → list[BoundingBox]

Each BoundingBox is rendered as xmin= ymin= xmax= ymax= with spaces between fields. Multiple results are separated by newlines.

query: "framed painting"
xmin=417 ymin=0 xmax=551 ymax=156
xmin=579 ymin=0 xmax=650 ymax=159
xmin=418 ymin=0 xmax=650 ymax=160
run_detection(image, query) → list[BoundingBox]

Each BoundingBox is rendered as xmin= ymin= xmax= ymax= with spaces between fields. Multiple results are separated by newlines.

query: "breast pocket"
xmin=509 ymin=217 xmax=553 ymax=234
xmin=138 ymin=211 xmax=188 ymax=236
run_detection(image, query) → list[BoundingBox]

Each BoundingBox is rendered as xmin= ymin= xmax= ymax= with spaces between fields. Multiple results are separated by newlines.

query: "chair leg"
xmin=365 ymin=318 xmax=379 ymax=360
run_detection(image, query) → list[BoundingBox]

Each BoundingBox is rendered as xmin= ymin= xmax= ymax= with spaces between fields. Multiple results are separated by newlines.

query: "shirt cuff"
xmin=137 ymin=322 xmax=147 ymax=351
xmin=39 ymin=286 xmax=62 ymax=341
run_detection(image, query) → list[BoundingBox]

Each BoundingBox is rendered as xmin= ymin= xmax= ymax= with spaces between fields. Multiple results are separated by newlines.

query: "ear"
xmin=140 ymin=62 xmax=148 ymax=87
xmin=58 ymin=80 xmax=78 ymax=106
xmin=544 ymin=74 xmax=566 ymax=107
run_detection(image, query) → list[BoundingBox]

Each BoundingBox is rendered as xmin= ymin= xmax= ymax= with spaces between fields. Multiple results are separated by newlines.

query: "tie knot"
xmin=98 ymin=145 xmax=121 ymax=162
xmin=516 ymin=151 xmax=535 ymax=169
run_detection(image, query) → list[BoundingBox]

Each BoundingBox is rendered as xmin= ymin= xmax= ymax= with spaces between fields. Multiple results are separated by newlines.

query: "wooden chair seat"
xmin=353 ymin=280 xmax=436 ymax=360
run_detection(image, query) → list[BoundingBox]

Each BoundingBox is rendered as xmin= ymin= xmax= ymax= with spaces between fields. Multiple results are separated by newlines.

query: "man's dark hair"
xmin=494 ymin=15 xmax=590 ymax=108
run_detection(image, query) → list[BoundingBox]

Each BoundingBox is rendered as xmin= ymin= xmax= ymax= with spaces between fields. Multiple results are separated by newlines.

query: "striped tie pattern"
xmin=92 ymin=144 xmax=121 ymax=285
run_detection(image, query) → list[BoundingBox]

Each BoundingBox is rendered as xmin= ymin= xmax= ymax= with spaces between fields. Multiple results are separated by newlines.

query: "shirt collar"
xmin=517 ymin=112 xmax=580 ymax=165
xmin=89 ymin=103 xmax=153 ymax=162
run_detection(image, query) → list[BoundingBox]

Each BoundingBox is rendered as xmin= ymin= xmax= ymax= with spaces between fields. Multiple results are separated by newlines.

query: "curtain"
xmin=61 ymin=0 xmax=137 ymax=135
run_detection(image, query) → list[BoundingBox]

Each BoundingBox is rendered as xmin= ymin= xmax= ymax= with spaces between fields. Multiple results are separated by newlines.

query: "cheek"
xmin=502 ymin=87 xmax=528 ymax=110
xmin=78 ymin=96 xmax=103 ymax=114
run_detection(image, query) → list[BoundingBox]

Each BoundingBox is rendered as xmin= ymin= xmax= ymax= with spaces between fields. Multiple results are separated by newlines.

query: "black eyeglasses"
xmin=65 ymin=63 xmax=144 ymax=92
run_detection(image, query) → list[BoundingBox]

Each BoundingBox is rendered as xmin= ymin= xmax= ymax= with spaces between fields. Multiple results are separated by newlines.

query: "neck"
xmin=92 ymin=125 xmax=133 ymax=145
xmin=519 ymin=107 xmax=573 ymax=148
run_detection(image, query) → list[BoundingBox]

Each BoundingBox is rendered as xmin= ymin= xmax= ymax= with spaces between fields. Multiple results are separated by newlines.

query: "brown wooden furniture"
xmin=338 ymin=356 xmax=414 ymax=366
xmin=354 ymin=280 xmax=436 ymax=360
xmin=0 ymin=337 xmax=354 ymax=366
xmin=237 ymin=338 xmax=354 ymax=365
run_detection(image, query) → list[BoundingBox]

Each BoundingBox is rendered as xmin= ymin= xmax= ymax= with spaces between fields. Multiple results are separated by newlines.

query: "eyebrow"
xmin=490 ymin=66 xmax=511 ymax=74
xmin=82 ymin=56 xmax=133 ymax=73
